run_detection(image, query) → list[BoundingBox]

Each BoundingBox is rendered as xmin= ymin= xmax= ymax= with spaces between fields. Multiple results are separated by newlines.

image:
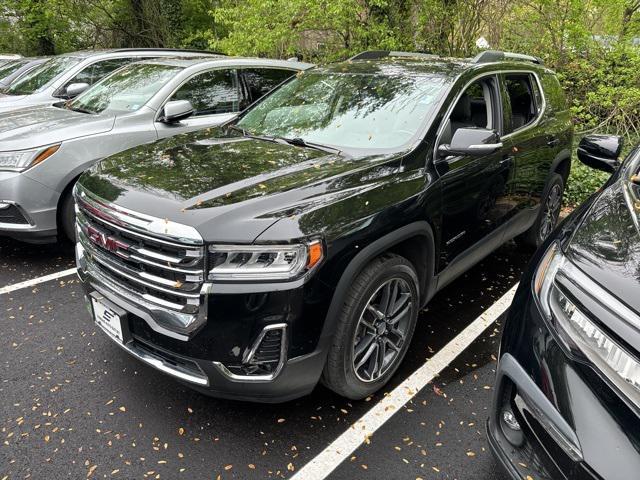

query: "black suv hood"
xmin=567 ymin=179 xmax=640 ymax=314
xmin=78 ymin=130 xmax=396 ymax=243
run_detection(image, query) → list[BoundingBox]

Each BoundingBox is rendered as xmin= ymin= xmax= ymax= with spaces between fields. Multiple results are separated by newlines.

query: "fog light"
xmin=500 ymin=407 xmax=524 ymax=447
xmin=502 ymin=409 xmax=521 ymax=431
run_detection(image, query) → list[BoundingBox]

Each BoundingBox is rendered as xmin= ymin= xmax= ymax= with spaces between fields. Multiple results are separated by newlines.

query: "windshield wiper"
xmin=66 ymin=104 xmax=96 ymax=115
xmin=227 ymin=124 xmax=289 ymax=145
xmin=227 ymin=124 xmax=247 ymax=136
xmin=227 ymin=124 xmax=342 ymax=155
xmin=278 ymin=136 xmax=342 ymax=155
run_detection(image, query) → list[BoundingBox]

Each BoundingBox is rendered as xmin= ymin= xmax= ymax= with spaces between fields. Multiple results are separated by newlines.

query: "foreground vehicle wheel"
xmin=516 ymin=173 xmax=564 ymax=249
xmin=322 ymin=254 xmax=419 ymax=399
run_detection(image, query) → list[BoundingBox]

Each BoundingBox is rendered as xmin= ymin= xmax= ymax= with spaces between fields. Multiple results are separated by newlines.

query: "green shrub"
xmin=565 ymin=159 xmax=609 ymax=207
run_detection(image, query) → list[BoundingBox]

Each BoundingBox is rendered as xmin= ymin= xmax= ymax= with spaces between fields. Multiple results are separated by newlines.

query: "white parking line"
xmin=0 ymin=267 xmax=78 ymax=295
xmin=290 ymin=283 xmax=519 ymax=480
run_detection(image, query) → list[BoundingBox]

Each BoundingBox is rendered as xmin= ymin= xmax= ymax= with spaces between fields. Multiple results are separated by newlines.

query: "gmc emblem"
xmin=87 ymin=225 xmax=128 ymax=255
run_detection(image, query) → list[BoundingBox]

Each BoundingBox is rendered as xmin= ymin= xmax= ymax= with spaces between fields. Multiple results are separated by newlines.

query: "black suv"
xmin=74 ymin=50 xmax=573 ymax=402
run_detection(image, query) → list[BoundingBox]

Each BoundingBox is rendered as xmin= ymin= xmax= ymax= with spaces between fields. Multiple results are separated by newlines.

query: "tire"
xmin=516 ymin=173 xmax=564 ymax=249
xmin=321 ymin=253 xmax=419 ymax=400
xmin=59 ymin=190 xmax=77 ymax=243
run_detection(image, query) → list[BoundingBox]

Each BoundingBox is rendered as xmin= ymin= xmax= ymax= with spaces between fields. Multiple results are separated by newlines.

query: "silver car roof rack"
xmin=472 ymin=50 xmax=543 ymax=65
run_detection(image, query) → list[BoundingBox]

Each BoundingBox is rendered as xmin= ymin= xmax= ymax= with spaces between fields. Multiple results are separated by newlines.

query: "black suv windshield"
xmin=67 ymin=63 xmax=181 ymax=115
xmin=5 ymin=56 xmax=82 ymax=95
xmin=237 ymin=70 xmax=449 ymax=150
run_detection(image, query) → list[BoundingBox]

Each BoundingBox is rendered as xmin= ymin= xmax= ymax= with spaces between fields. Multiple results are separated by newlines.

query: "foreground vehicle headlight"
xmin=534 ymin=243 xmax=640 ymax=408
xmin=208 ymin=240 xmax=324 ymax=281
xmin=0 ymin=144 xmax=60 ymax=171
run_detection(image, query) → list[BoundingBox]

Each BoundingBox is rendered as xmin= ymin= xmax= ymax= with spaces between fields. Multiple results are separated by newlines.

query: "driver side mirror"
xmin=577 ymin=134 xmax=623 ymax=173
xmin=65 ymin=82 xmax=90 ymax=98
xmin=160 ymin=100 xmax=194 ymax=124
xmin=438 ymin=127 xmax=502 ymax=157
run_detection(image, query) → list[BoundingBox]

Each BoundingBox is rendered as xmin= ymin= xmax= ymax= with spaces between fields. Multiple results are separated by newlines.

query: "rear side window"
xmin=241 ymin=68 xmax=295 ymax=103
xmin=503 ymin=73 xmax=540 ymax=134
xmin=170 ymin=69 xmax=241 ymax=116
xmin=67 ymin=58 xmax=132 ymax=88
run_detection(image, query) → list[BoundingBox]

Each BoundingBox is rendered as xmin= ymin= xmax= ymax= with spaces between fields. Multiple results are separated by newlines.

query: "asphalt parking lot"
xmin=0 ymin=236 xmax=532 ymax=480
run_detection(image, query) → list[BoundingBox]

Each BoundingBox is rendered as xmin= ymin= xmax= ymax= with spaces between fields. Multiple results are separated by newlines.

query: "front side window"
xmin=5 ymin=56 xmax=82 ymax=95
xmin=444 ymin=77 xmax=496 ymax=145
xmin=236 ymin=70 xmax=448 ymax=151
xmin=170 ymin=69 xmax=240 ymax=116
xmin=241 ymin=68 xmax=295 ymax=103
xmin=67 ymin=63 xmax=182 ymax=115
xmin=66 ymin=58 xmax=133 ymax=88
xmin=503 ymin=73 xmax=539 ymax=134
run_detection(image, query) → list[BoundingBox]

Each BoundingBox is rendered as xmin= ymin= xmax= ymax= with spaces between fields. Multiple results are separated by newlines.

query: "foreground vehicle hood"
xmin=0 ymin=106 xmax=115 ymax=150
xmin=78 ymin=130 xmax=399 ymax=243
xmin=567 ymin=179 xmax=640 ymax=313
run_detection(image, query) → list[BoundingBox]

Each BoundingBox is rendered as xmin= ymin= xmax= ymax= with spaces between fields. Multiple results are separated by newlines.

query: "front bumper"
xmin=0 ymin=170 xmax=59 ymax=242
xmin=488 ymin=291 xmax=640 ymax=479
xmin=76 ymin=243 xmax=330 ymax=403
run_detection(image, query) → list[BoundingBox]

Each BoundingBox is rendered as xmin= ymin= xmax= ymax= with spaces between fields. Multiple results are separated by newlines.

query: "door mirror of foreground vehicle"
xmin=65 ymin=82 xmax=90 ymax=98
xmin=438 ymin=127 xmax=502 ymax=157
xmin=161 ymin=100 xmax=194 ymax=124
xmin=577 ymin=134 xmax=623 ymax=173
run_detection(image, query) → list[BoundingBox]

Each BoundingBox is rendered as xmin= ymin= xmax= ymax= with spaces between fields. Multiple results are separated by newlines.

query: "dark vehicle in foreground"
xmin=0 ymin=57 xmax=47 ymax=89
xmin=488 ymin=135 xmax=640 ymax=478
xmin=74 ymin=50 xmax=573 ymax=402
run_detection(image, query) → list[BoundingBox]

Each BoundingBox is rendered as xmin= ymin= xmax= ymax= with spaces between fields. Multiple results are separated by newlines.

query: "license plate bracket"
xmin=89 ymin=292 xmax=131 ymax=344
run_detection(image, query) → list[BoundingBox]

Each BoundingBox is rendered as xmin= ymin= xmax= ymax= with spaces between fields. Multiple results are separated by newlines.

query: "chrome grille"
xmin=75 ymin=185 xmax=205 ymax=315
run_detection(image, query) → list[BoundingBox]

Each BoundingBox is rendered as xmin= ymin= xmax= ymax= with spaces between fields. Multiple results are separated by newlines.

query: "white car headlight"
xmin=534 ymin=242 xmax=640 ymax=408
xmin=0 ymin=144 xmax=60 ymax=171
xmin=208 ymin=241 xmax=324 ymax=281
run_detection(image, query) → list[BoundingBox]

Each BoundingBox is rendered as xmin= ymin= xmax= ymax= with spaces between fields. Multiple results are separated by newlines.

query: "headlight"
xmin=534 ymin=242 xmax=640 ymax=408
xmin=0 ymin=144 xmax=60 ymax=171
xmin=208 ymin=240 xmax=324 ymax=281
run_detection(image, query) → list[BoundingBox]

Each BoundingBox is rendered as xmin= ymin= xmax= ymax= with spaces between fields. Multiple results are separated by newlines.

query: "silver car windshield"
xmin=0 ymin=59 xmax=29 ymax=80
xmin=6 ymin=56 xmax=82 ymax=95
xmin=67 ymin=63 xmax=182 ymax=115
xmin=237 ymin=71 xmax=449 ymax=150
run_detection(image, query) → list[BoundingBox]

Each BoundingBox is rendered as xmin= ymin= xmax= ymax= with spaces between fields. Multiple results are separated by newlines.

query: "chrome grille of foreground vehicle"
xmin=74 ymin=184 xmax=207 ymax=333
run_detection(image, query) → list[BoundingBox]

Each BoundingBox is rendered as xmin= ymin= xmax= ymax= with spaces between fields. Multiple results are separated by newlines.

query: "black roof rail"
xmin=472 ymin=50 xmax=543 ymax=65
xmin=111 ymin=48 xmax=227 ymax=56
xmin=349 ymin=50 xmax=439 ymax=61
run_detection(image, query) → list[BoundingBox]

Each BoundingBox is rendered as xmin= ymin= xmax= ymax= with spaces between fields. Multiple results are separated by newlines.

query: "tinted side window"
xmin=241 ymin=68 xmax=295 ymax=103
xmin=503 ymin=73 xmax=538 ymax=134
xmin=441 ymin=76 xmax=497 ymax=144
xmin=540 ymin=72 xmax=567 ymax=114
xmin=68 ymin=58 xmax=132 ymax=87
xmin=171 ymin=69 xmax=240 ymax=116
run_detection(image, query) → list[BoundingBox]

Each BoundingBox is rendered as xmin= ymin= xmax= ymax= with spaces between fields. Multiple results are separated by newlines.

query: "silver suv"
xmin=0 ymin=49 xmax=217 ymax=114
xmin=0 ymin=56 xmax=312 ymax=243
